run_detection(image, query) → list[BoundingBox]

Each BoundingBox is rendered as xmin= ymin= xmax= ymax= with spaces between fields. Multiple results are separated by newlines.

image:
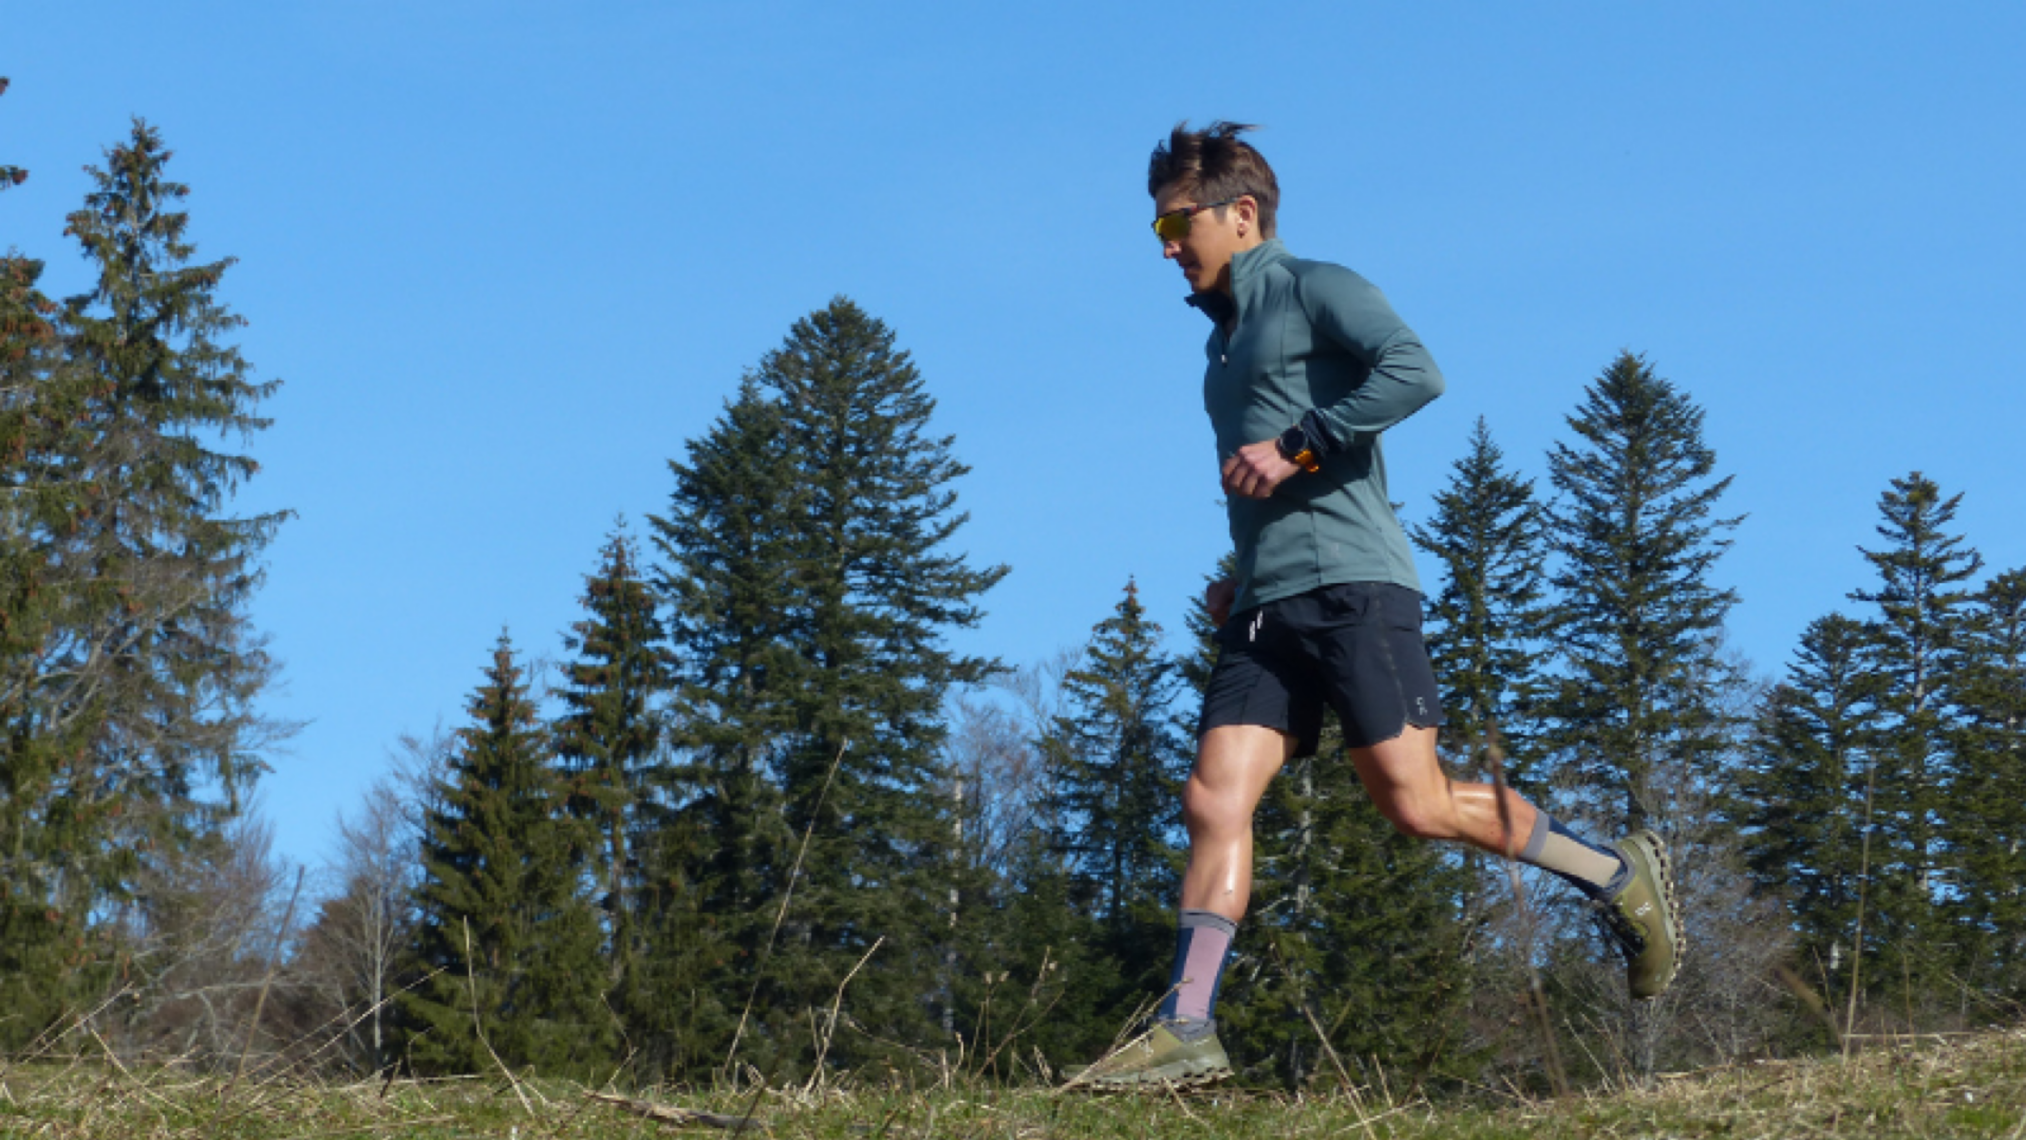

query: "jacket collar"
xmin=1184 ymin=238 xmax=1291 ymax=326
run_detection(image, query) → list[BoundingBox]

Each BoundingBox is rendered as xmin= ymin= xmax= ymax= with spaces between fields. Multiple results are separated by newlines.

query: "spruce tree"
xmin=1847 ymin=473 xmax=1980 ymax=1006
xmin=648 ymin=300 xmax=1005 ymax=1080
xmin=1032 ymin=578 xmax=1187 ymax=1054
xmin=1943 ymin=567 xmax=2024 ymax=998
xmin=760 ymin=298 xmax=1007 ymax=1073
xmin=401 ymin=634 xmax=614 ymax=1077
xmin=1543 ymin=351 xmax=1741 ymax=832
xmin=1044 ymin=580 xmax=1186 ymax=945
xmin=1 ymin=120 xmax=284 ymax=1038
xmin=0 ymin=97 xmax=91 ymax=1042
xmin=1409 ymin=416 xmax=1553 ymax=789
xmin=552 ymin=525 xmax=670 ymax=1007
xmin=1734 ymin=615 xmax=1879 ymax=1006
xmin=642 ymin=380 xmax=802 ymax=1079
xmin=58 ymin=119 xmax=288 ymax=815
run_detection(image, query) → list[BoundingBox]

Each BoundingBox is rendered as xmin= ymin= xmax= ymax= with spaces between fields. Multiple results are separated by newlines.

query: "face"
xmin=1153 ymin=182 xmax=1259 ymax=295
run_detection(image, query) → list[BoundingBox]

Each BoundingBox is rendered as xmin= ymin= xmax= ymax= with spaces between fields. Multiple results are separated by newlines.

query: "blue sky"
xmin=7 ymin=3 xmax=2023 ymax=875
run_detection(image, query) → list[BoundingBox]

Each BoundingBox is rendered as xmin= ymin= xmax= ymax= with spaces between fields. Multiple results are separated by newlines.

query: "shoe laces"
xmin=1594 ymin=898 xmax=1647 ymax=959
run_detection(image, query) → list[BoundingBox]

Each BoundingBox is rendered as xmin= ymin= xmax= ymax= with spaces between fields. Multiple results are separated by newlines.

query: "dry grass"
xmin=3 ymin=1025 xmax=2024 ymax=1138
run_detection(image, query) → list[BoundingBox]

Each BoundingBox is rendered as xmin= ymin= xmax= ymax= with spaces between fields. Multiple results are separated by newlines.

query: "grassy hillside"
xmin=3 ymin=1027 xmax=2023 ymax=1138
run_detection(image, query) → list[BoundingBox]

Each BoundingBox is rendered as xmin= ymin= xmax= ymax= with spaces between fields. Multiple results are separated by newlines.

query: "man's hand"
xmin=1220 ymin=439 xmax=1300 ymax=500
xmin=1205 ymin=578 xmax=1236 ymax=628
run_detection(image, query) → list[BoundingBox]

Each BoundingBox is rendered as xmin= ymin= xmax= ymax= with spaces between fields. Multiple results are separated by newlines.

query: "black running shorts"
xmin=1198 ymin=581 xmax=1446 ymax=755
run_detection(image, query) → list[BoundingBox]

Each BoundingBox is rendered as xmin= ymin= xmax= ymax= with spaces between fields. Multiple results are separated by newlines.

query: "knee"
xmin=1182 ymin=776 xmax=1243 ymax=838
xmin=1377 ymin=788 xmax=1459 ymax=841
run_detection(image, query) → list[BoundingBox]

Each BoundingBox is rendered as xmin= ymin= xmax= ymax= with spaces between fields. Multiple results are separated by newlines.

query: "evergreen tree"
xmin=1027 ymin=580 xmax=1186 ymax=1055
xmin=401 ymin=634 xmax=614 ymax=1077
xmin=1409 ymin=417 xmax=1553 ymax=789
xmin=1734 ymin=615 xmax=1879 ymax=1005
xmin=1543 ymin=351 xmax=1741 ymax=832
xmin=552 ymin=525 xmax=670 ymax=1008
xmin=647 ymin=300 xmax=1004 ymax=1080
xmin=1 ymin=120 xmax=284 ymax=1040
xmin=0 ymin=97 xmax=92 ymax=1041
xmin=1943 ymin=567 xmax=2024 ymax=998
xmin=1846 ymin=473 xmax=1980 ymax=1003
xmin=642 ymin=380 xmax=802 ymax=1079
xmin=1043 ymin=579 xmax=1186 ymax=948
xmin=759 ymin=298 xmax=1007 ymax=1073
xmin=58 ymin=119 xmax=287 ymax=815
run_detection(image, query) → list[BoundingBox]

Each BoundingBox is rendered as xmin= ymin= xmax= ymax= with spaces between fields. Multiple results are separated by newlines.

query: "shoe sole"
xmin=1623 ymin=829 xmax=1685 ymax=999
xmin=1065 ymin=1045 xmax=1234 ymax=1090
xmin=1072 ymin=1062 xmax=1233 ymax=1091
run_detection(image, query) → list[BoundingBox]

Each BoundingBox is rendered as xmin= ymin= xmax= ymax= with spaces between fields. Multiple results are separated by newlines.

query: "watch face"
xmin=1278 ymin=426 xmax=1308 ymax=458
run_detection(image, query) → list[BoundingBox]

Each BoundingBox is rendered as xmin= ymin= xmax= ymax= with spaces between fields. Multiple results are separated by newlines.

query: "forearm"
xmin=1306 ymin=331 xmax=1445 ymax=447
xmin=1292 ymin=263 xmax=1446 ymax=448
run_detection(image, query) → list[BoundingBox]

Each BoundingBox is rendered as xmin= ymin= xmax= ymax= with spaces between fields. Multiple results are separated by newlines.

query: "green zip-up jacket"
xmin=1190 ymin=238 xmax=1444 ymax=613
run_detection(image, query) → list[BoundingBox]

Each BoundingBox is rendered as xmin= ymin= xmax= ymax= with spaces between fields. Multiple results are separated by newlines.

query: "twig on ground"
xmin=805 ymin=936 xmax=886 ymax=1096
xmin=584 ymin=1090 xmax=772 ymax=1131
xmin=1299 ymin=1003 xmax=1378 ymax=1140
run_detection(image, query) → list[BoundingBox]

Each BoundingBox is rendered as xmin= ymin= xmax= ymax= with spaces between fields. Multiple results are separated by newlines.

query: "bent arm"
xmin=1296 ymin=265 xmax=1445 ymax=447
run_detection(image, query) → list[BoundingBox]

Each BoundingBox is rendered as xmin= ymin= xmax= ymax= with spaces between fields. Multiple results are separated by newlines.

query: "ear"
xmin=1234 ymin=195 xmax=1260 ymax=235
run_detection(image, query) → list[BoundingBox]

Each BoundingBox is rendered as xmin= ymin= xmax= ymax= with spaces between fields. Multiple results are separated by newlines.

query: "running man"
xmin=1070 ymin=122 xmax=1683 ymax=1089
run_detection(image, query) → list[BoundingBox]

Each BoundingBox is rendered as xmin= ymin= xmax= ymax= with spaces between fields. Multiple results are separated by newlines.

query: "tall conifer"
xmin=1410 ymin=417 xmax=1553 ymax=789
xmin=553 ymin=525 xmax=670 ymax=1008
xmin=1846 ymin=473 xmax=1979 ymax=1001
xmin=643 ymin=381 xmax=804 ymax=1079
xmin=1735 ymin=615 xmax=1878 ymax=1004
xmin=1543 ymin=351 xmax=1741 ymax=831
xmin=1043 ymin=580 xmax=1185 ymax=945
xmin=401 ymin=634 xmax=614 ymax=1077
xmin=1 ymin=121 xmax=284 ymax=1036
xmin=0 ymin=89 xmax=90 ymax=1040
xmin=761 ymin=298 xmax=1007 ymax=1071
xmin=1943 ymin=567 xmax=2024 ymax=997
xmin=648 ymin=301 xmax=1004 ymax=1079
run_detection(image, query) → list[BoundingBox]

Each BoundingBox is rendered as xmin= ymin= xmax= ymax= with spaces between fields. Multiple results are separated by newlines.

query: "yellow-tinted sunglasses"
xmin=1151 ymin=196 xmax=1244 ymax=242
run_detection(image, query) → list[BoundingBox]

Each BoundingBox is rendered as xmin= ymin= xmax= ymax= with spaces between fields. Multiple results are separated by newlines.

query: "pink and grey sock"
xmin=1156 ymin=909 xmax=1237 ymax=1043
xmin=1520 ymin=812 xmax=1629 ymax=901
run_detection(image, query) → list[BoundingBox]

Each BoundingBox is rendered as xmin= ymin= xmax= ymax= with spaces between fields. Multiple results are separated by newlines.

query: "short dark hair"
xmin=1148 ymin=121 xmax=1280 ymax=238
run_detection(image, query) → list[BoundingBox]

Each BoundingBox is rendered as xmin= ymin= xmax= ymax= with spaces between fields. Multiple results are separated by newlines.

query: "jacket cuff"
xmin=1299 ymin=409 xmax=1343 ymax=456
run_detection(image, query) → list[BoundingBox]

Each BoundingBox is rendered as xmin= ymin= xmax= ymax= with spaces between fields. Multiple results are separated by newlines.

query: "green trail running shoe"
xmin=1601 ymin=829 xmax=1685 ymax=1000
xmin=1064 ymin=1023 xmax=1232 ymax=1089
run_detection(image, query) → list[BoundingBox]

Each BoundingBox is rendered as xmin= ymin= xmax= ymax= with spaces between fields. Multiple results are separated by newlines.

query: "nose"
xmin=1161 ymin=238 xmax=1182 ymax=260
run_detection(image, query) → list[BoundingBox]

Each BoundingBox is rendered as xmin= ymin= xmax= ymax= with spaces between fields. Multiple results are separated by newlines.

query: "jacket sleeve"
xmin=1294 ymin=263 xmax=1445 ymax=446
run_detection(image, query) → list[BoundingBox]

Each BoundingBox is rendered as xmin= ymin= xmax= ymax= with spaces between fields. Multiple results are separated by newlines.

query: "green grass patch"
xmin=3 ymin=1027 xmax=2024 ymax=1139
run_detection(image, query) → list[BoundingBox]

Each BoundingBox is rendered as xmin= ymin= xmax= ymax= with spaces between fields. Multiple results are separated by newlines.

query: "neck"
xmin=1213 ymin=236 xmax=1271 ymax=294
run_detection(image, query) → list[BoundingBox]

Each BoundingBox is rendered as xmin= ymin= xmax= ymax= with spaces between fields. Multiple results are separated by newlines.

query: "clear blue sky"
xmin=7 ymin=3 xmax=2023 ymax=876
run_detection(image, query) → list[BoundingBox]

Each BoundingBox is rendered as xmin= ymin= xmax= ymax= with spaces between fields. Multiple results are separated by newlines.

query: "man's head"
xmin=1148 ymin=121 xmax=1280 ymax=295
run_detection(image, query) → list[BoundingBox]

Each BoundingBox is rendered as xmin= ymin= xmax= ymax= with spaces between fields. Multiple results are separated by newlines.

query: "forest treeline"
xmin=4 ymin=108 xmax=2022 ymax=1093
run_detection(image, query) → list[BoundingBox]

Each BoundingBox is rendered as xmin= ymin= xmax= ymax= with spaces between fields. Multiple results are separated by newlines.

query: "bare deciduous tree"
xmin=294 ymin=728 xmax=451 ymax=1074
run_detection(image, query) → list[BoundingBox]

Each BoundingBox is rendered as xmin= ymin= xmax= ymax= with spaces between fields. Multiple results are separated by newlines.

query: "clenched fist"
xmin=1220 ymin=439 xmax=1300 ymax=500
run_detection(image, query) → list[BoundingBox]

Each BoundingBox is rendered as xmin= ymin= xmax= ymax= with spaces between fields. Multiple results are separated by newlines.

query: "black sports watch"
xmin=1275 ymin=425 xmax=1322 ymax=473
